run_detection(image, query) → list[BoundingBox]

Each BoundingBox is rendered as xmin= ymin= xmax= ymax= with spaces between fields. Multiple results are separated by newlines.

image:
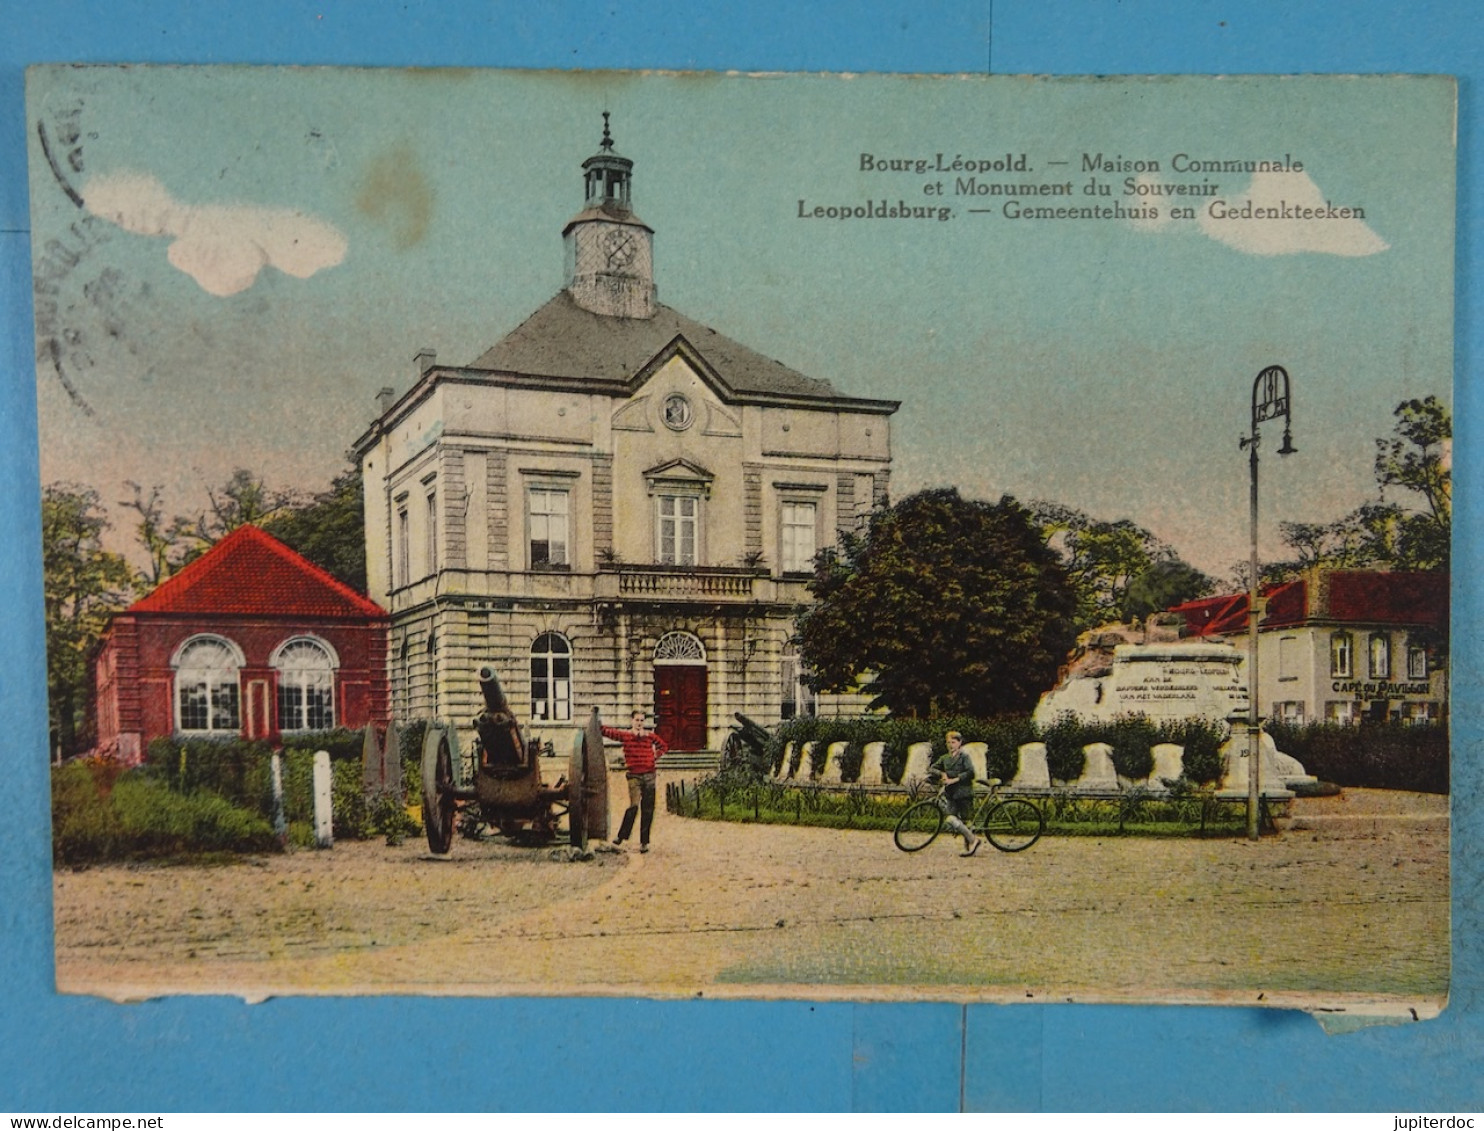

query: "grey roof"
xmin=470 ymin=289 xmax=846 ymax=401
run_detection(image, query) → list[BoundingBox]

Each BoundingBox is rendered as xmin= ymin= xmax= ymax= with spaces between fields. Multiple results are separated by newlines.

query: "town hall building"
xmin=353 ymin=118 xmax=898 ymax=755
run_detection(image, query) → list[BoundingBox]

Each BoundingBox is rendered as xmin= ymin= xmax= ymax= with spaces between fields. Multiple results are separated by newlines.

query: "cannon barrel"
xmin=732 ymin=712 xmax=772 ymax=746
xmin=475 ymin=664 xmax=527 ymax=771
xmin=477 ymin=664 xmax=509 ymax=715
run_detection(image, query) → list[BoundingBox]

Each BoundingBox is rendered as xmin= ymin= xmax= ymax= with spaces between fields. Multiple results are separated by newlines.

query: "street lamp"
xmin=1238 ymin=365 xmax=1296 ymax=841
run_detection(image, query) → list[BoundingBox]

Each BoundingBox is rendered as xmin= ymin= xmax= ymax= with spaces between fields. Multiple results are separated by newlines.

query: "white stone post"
xmin=858 ymin=741 xmax=886 ymax=785
xmin=313 ymin=749 xmax=334 ymax=848
xmin=901 ymin=742 xmax=934 ymax=785
xmin=270 ymin=751 xmax=288 ymax=845
xmin=1014 ymin=743 xmax=1051 ymax=789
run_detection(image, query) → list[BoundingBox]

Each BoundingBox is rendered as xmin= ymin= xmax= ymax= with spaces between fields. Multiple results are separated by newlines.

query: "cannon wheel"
xmin=583 ymin=708 xmax=610 ymax=842
xmin=567 ymin=735 xmax=587 ymax=850
xmin=421 ymin=724 xmax=456 ymax=855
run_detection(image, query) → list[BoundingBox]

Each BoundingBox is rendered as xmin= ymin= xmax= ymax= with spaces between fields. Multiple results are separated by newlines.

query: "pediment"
xmin=642 ymin=457 xmax=714 ymax=483
xmin=629 ymin=335 xmax=736 ymax=402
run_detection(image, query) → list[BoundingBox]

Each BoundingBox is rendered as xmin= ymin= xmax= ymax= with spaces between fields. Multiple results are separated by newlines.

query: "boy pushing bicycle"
xmin=931 ymin=731 xmax=984 ymax=857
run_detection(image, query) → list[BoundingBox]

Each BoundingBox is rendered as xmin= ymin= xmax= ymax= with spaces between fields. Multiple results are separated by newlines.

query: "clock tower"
xmin=563 ymin=113 xmax=656 ymax=319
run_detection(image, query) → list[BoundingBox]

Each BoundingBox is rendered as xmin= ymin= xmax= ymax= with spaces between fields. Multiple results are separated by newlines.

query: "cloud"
xmin=1198 ymin=170 xmax=1388 ymax=257
xmin=83 ymin=171 xmax=348 ymax=296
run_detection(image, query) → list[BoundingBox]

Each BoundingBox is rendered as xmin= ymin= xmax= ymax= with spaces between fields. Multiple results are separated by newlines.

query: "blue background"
xmin=1 ymin=1 xmax=1480 ymax=1112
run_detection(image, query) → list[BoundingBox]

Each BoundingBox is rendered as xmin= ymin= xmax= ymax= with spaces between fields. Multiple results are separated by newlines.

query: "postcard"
xmin=30 ymin=67 xmax=1454 ymax=1014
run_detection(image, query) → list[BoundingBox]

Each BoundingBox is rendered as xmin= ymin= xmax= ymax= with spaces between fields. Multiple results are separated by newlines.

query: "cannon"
xmin=420 ymin=665 xmax=609 ymax=856
xmin=722 ymin=711 xmax=775 ymax=773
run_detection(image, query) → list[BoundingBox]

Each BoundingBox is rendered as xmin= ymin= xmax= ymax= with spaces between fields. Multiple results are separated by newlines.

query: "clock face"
xmin=602 ymin=227 xmax=638 ymax=269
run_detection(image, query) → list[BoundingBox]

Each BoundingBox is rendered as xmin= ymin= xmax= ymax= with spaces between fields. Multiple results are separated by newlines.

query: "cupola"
xmin=563 ymin=113 xmax=656 ymax=319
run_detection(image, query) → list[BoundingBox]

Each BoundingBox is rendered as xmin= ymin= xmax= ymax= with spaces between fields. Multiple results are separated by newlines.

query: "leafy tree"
xmin=1122 ymin=558 xmax=1215 ymax=620
xmin=1032 ymin=502 xmax=1209 ymax=628
xmin=264 ymin=467 xmax=368 ymax=593
xmin=1375 ymin=396 xmax=1450 ymax=569
xmin=1033 ymin=504 xmax=1152 ymax=628
xmin=795 ymin=488 xmax=1077 ymax=718
xmin=171 ymin=468 xmax=299 ymax=566
xmin=42 ymin=484 xmax=133 ymax=758
xmin=118 ymin=480 xmax=197 ymax=587
xmin=1267 ymin=396 xmax=1451 ymax=579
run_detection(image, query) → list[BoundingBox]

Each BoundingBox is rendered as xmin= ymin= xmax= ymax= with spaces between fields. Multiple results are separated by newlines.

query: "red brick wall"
xmin=93 ymin=612 xmax=388 ymax=760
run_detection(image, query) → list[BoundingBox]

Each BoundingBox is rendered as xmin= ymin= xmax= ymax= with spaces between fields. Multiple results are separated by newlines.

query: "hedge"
xmin=53 ymin=759 xmax=278 ymax=864
xmin=760 ymin=713 xmax=1221 ymax=786
xmin=1267 ymin=720 xmax=1448 ymax=794
xmin=748 ymin=712 xmax=1439 ymax=791
xmin=53 ymin=723 xmax=450 ymax=865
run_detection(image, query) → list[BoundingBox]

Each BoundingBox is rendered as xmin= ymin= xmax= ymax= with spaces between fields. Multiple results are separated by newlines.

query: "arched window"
xmin=1368 ymin=632 xmax=1391 ymax=679
xmin=174 ymin=636 xmax=243 ymax=734
xmin=273 ymin=637 xmax=338 ymax=732
xmin=653 ymin=631 xmax=706 ymax=664
xmin=530 ymin=632 xmax=572 ymax=721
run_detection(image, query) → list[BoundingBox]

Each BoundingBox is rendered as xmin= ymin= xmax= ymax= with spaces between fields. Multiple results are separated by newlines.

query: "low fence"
xmin=665 ymin=776 xmax=1257 ymax=835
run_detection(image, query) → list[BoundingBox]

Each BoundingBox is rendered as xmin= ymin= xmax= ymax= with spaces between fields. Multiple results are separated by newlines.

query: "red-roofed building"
xmin=92 ymin=525 xmax=389 ymax=764
xmin=1170 ymin=569 xmax=1448 ymax=726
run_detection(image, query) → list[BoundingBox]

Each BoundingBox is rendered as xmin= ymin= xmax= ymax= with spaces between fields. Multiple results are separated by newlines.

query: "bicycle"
xmin=893 ymin=777 xmax=1045 ymax=853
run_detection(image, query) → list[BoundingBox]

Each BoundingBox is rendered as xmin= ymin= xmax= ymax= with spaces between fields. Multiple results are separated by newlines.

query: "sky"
xmin=26 ymin=67 xmax=1455 ymax=581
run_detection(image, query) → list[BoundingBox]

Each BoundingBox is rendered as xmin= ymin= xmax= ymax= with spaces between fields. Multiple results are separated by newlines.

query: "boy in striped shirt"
xmin=602 ymin=709 xmax=668 ymax=852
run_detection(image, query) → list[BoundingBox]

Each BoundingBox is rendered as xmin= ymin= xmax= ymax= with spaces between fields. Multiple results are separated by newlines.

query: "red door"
xmin=654 ymin=666 xmax=708 ymax=751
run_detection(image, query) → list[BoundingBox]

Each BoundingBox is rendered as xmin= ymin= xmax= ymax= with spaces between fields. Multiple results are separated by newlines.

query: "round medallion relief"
xmin=662 ymin=393 xmax=694 ymax=431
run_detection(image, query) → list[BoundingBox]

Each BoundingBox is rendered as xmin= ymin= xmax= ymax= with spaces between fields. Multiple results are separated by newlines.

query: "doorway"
xmin=652 ymin=631 xmax=708 ymax=750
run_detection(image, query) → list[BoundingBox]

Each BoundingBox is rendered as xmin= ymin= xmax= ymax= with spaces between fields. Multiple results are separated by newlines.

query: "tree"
xmin=1267 ymin=396 xmax=1451 ymax=579
xmin=42 ymin=484 xmax=133 ymax=759
xmin=794 ymin=488 xmax=1077 ymax=718
xmin=1375 ymin=395 xmax=1450 ymax=569
xmin=264 ymin=467 xmax=368 ymax=592
xmin=1122 ymin=558 xmax=1215 ymax=621
xmin=119 ymin=480 xmax=196 ymax=588
xmin=171 ymin=468 xmax=298 ymax=566
xmin=1032 ymin=502 xmax=1209 ymax=628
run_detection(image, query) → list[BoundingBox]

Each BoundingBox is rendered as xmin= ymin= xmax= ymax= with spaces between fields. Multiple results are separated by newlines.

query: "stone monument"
xmin=1034 ymin=640 xmax=1304 ymax=796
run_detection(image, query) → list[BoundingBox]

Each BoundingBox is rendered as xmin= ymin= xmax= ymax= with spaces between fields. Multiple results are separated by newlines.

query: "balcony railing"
xmin=386 ymin=564 xmax=810 ymax=609
xmin=612 ymin=565 xmax=763 ymax=599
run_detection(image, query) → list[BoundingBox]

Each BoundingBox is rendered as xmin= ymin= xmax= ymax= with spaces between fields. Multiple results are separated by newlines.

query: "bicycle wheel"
xmin=894 ymin=800 xmax=944 ymax=852
xmin=982 ymin=798 xmax=1044 ymax=852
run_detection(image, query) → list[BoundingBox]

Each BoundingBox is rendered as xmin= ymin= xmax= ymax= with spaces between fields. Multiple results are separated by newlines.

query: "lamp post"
xmin=1238 ymin=365 xmax=1296 ymax=841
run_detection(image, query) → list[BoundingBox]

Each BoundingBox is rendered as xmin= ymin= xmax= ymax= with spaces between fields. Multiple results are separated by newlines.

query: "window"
xmin=1325 ymin=700 xmax=1358 ymax=725
xmin=274 ymin=638 xmax=336 ymax=731
xmin=529 ymin=488 xmax=570 ymax=567
xmin=1275 ymin=700 xmax=1305 ymax=723
xmin=175 ymin=636 xmax=242 ymax=734
xmin=1408 ymin=645 xmax=1428 ymax=680
xmin=396 ymin=507 xmax=410 ymax=588
xmin=1404 ymin=701 xmax=1438 ymax=725
xmin=1277 ymin=635 xmax=1298 ymax=680
xmin=1330 ymin=632 xmax=1353 ymax=678
xmin=781 ymin=501 xmax=817 ymax=573
xmin=780 ymin=650 xmax=817 ymax=721
xmin=657 ymin=494 xmax=699 ymax=565
xmin=425 ymin=490 xmax=438 ymax=576
xmin=396 ymin=635 xmax=411 ymax=717
xmin=1368 ymin=632 xmax=1390 ymax=679
xmin=530 ymin=632 xmax=572 ymax=721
